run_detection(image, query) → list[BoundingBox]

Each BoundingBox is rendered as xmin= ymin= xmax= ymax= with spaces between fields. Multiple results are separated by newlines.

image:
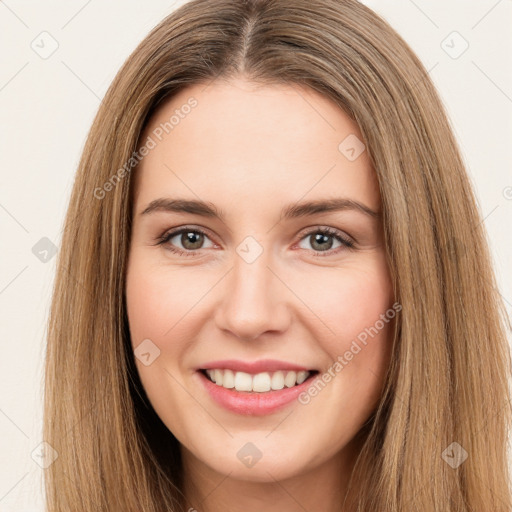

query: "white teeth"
xmin=284 ymin=371 xmax=297 ymax=388
xmin=234 ymin=371 xmax=253 ymax=391
xmin=222 ymin=369 xmax=235 ymax=388
xmin=271 ymin=371 xmax=285 ymax=390
xmin=204 ymin=369 xmax=311 ymax=392
xmin=214 ymin=369 xmax=223 ymax=386
xmin=296 ymin=371 xmax=309 ymax=384
xmin=252 ymin=372 xmax=271 ymax=392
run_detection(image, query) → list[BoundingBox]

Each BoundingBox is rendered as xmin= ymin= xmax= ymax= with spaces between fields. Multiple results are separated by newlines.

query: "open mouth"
xmin=199 ymin=368 xmax=319 ymax=393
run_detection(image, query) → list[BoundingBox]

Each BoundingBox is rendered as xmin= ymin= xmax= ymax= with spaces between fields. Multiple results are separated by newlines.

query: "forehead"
xmin=132 ymin=79 xmax=380 ymax=214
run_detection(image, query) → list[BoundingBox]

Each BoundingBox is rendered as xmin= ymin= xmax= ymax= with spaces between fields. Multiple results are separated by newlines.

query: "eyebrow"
xmin=140 ymin=197 xmax=381 ymax=221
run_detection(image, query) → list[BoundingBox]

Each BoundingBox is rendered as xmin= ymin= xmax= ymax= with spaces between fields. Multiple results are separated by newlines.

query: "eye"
xmin=155 ymin=225 xmax=355 ymax=258
xmin=297 ymin=227 xmax=354 ymax=256
xmin=155 ymin=227 xmax=215 ymax=257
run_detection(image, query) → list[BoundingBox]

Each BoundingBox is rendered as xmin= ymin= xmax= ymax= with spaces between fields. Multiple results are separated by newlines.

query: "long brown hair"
xmin=44 ymin=0 xmax=512 ymax=510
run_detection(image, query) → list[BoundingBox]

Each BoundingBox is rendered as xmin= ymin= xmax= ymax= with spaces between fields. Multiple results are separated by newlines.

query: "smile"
xmin=196 ymin=366 xmax=319 ymax=416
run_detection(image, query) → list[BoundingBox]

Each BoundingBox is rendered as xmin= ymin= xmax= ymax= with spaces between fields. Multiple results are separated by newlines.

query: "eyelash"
xmin=154 ymin=225 xmax=355 ymax=258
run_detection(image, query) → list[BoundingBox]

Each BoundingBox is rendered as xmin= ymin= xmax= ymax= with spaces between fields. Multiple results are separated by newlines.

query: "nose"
xmin=213 ymin=244 xmax=291 ymax=341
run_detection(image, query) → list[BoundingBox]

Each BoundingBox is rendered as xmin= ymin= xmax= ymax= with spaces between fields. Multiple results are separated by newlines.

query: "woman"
xmin=43 ymin=0 xmax=512 ymax=510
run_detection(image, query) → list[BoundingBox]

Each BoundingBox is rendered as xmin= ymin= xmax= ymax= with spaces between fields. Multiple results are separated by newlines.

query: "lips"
xmin=195 ymin=359 xmax=319 ymax=415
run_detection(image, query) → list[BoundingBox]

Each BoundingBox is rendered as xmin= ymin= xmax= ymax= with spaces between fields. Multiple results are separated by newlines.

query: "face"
xmin=125 ymin=78 xmax=395 ymax=484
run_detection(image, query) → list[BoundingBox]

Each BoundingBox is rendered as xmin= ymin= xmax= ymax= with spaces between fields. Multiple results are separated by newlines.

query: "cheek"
xmin=301 ymin=258 xmax=393 ymax=346
xmin=125 ymin=267 xmax=165 ymax=347
xmin=125 ymin=255 xmax=207 ymax=348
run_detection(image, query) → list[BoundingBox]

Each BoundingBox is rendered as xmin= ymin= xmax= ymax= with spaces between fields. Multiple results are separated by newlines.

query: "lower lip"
xmin=196 ymin=370 xmax=317 ymax=416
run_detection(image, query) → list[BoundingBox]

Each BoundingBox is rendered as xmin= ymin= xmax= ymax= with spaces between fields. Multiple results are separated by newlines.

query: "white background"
xmin=1 ymin=1 xmax=511 ymax=509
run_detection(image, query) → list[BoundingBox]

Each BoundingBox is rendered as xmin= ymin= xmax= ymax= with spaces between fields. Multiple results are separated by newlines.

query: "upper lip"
xmin=198 ymin=359 xmax=315 ymax=374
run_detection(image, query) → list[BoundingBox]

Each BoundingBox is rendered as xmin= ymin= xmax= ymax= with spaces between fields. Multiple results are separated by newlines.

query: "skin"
xmin=125 ymin=77 xmax=395 ymax=512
